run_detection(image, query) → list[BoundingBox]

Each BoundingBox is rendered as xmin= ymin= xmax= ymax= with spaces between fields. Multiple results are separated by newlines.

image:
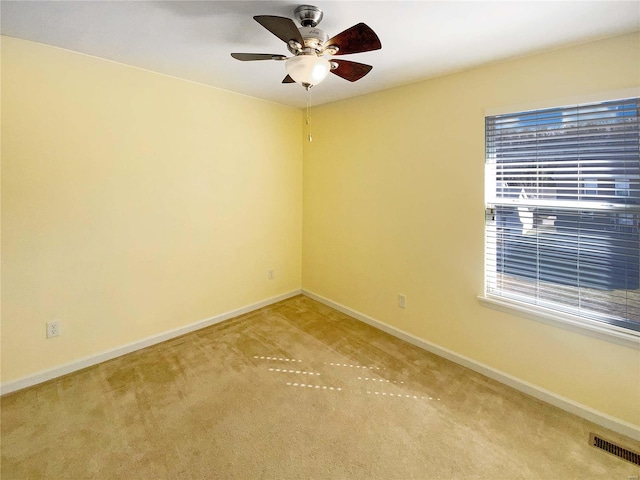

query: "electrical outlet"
xmin=398 ymin=294 xmax=406 ymax=309
xmin=268 ymin=269 xmax=275 ymax=280
xmin=46 ymin=321 xmax=60 ymax=339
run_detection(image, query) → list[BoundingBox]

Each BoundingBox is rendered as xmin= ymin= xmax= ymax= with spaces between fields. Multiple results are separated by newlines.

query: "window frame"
xmin=480 ymin=89 xmax=640 ymax=349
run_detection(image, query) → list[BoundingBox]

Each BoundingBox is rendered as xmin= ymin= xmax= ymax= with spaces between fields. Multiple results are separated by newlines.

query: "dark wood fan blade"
xmin=231 ymin=53 xmax=287 ymax=61
xmin=324 ymin=23 xmax=381 ymax=55
xmin=254 ymin=15 xmax=304 ymax=45
xmin=330 ymin=60 xmax=373 ymax=82
xmin=282 ymin=75 xmax=296 ymax=84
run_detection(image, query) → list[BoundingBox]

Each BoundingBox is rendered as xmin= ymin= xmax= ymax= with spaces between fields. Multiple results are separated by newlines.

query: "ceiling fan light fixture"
xmin=285 ymin=55 xmax=330 ymax=87
xmin=233 ymin=9 xmax=381 ymax=87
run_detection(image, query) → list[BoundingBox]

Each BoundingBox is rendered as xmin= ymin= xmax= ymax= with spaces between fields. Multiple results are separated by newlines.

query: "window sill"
xmin=478 ymin=295 xmax=640 ymax=350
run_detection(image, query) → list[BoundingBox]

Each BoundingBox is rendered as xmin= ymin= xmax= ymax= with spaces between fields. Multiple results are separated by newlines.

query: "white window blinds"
xmin=485 ymin=97 xmax=640 ymax=333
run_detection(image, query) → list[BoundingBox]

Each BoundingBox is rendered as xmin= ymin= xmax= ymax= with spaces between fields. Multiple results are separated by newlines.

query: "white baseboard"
xmin=302 ymin=289 xmax=640 ymax=441
xmin=0 ymin=289 xmax=302 ymax=396
xmin=5 ymin=287 xmax=638 ymax=441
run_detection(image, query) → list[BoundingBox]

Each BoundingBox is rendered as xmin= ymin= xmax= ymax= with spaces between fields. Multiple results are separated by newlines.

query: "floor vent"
xmin=589 ymin=433 xmax=640 ymax=466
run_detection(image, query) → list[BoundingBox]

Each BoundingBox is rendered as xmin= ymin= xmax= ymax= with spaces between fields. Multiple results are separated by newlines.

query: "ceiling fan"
xmin=231 ymin=5 xmax=382 ymax=89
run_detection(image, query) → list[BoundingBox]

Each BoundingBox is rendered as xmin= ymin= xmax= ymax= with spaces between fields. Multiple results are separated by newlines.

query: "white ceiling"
xmin=2 ymin=1 xmax=639 ymax=109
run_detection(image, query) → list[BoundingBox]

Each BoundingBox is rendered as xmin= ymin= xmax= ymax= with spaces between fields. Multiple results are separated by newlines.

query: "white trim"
xmin=479 ymin=295 xmax=640 ymax=350
xmin=302 ymin=289 xmax=640 ymax=441
xmin=484 ymin=87 xmax=640 ymax=117
xmin=0 ymin=290 xmax=302 ymax=395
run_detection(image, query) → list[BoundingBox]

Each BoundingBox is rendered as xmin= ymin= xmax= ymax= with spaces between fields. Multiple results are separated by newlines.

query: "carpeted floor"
xmin=1 ymin=295 xmax=638 ymax=479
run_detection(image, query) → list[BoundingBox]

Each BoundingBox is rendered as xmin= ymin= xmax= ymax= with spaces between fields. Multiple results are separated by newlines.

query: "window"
xmin=484 ymin=97 xmax=640 ymax=334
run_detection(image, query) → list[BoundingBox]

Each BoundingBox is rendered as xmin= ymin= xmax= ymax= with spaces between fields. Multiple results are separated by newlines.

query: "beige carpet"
xmin=1 ymin=295 xmax=638 ymax=479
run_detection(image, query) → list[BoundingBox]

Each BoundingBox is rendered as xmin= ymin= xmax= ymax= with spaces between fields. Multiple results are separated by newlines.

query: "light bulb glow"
xmin=285 ymin=55 xmax=331 ymax=86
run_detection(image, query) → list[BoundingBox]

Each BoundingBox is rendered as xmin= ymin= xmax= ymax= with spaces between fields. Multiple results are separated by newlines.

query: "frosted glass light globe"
xmin=285 ymin=55 xmax=331 ymax=86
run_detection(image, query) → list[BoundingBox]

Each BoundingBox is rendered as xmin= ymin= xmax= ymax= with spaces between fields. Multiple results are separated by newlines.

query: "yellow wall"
xmin=302 ymin=33 xmax=640 ymax=427
xmin=1 ymin=37 xmax=302 ymax=381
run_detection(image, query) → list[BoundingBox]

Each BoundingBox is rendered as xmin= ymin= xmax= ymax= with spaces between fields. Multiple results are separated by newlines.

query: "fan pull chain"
xmin=306 ymin=85 xmax=312 ymax=142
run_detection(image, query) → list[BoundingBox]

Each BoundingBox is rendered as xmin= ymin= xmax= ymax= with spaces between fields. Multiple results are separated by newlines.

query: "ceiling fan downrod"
xmin=294 ymin=5 xmax=323 ymax=27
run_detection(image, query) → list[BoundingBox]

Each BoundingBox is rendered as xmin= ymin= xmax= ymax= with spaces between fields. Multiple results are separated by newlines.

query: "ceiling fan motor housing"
xmin=295 ymin=26 xmax=329 ymax=55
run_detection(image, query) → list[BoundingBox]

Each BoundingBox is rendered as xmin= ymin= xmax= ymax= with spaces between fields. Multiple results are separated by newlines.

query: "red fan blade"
xmin=324 ymin=23 xmax=381 ymax=55
xmin=330 ymin=60 xmax=373 ymax=82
